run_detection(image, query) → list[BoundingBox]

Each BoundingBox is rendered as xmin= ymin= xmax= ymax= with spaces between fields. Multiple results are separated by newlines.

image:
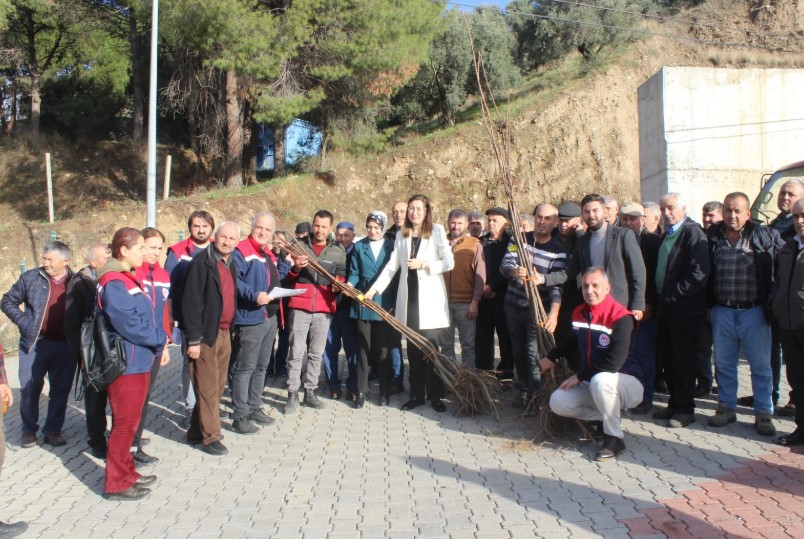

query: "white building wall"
xmin=638 ymin=67 xmax=804 ymax=218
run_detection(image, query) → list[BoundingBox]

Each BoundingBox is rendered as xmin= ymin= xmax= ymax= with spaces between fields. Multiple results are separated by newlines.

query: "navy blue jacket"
xmin=97 ymin=261 xmax=166 ymax=375
xmin=232 ymin=237 xmax=281 ymax=326
xmin=348 ymin=237 xmax=396 ymax=321
xmin=165 ymin=238 xmax=205 ymax=326
xmin=2 ymin=266 xmax=74 ymax=354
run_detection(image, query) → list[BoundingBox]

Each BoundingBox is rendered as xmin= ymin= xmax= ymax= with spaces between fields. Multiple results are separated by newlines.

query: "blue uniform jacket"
xmin=232 ymin=237 xmax=281 ymax=326
xmin=97 ymin=262 xmax=166 ymax=375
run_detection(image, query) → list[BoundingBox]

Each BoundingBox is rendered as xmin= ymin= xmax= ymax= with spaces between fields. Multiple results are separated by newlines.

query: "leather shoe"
xmin=139 ymin=437 xmax=151 ymax=447
xmin=135 ymin=475 xmax=157 ymax=487
xmin=738 ymin=395 xmax=754 ymax=406
xmin=628 ymin=401 xmax=653 ymax=415
xmin=91 ymin=445 xmax=107 ymax=459
xmin=430 ymin=398 xmax=446 ymax=413
xmin=43 ymin=433 xmax=67 ymax=447
xmin=103 ymin=485 xmax=150 ymax=501
xmin=401 ymin=398 xmax=425 ymax=410
xmin=652 ymin=406 xmax=675 ymax=421
xmin=330 ymin=388 xmax=342 ymax=400
xmin=353 ymin=393 xmax=366 ymax=409
xmin=777 ymin=428 xmax=804 ymax=447
xmin=20 ymin=432 xmax=37 ymax=448
xmin=132 ymin=447 xmax=159 ymax=464
xmin=389 ymin=384 xmax=405 ymax=396
xmin=379 ymin=395 xmax=389 ymax=407
xmin=0 ymin=520 xmax=28 ymax=538
xmin=202 ymin=440 xmax=228 ymax=456
xmin=346 ymin=390 xmax=357 ymax=402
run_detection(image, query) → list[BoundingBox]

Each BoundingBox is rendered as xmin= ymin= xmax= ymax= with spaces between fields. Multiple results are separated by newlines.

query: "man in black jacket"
xmin=539 ymin=194 xmax=646 ymax=318
xmin=618 ymin=204 xmax=661 ymax=414
xmin=652 ymin=193 xmax=710 ymax=429
xmin=705 ymin=193 xmax=783 ymax=436
xmin=475 ymin=207 xmax=513 ymax=377
xmin=64 ymin=243 xmax=110 ymax=458
xmin=182 ymin=222 xmax=240 ymax=456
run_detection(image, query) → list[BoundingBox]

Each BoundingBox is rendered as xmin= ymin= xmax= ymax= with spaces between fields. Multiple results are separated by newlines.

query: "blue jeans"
xmin=322 ymin=308 xmax=358 ymax=392
xmin=18 ymin=338 xmax=76 ymax=436
xmin=711 ymin=305 xmax=773 ymax=413
xmin=390 ymin=345 xmax=404 ymax=386
xmin=631 ymin=318 xmax=657 ymax=404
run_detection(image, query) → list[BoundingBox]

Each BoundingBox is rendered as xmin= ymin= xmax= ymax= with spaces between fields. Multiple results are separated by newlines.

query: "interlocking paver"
xmin=1 ymin=348 xmax=802 ymax=537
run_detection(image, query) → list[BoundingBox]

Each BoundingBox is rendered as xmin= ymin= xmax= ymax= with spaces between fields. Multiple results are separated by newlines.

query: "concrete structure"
xmin=638 ymin=67 xmax=804 ymax=215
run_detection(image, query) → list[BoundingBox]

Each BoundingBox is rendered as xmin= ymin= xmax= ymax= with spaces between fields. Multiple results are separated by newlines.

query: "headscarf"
xmin=366 ymin=210 xmax=388 ymax=231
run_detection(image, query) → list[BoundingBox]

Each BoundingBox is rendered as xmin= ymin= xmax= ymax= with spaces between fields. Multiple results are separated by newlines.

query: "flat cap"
xmin=558 ymin=202 xmax=582 ymax=219
xmin=619 ymin=203 xmax=644 ymax=217
xmin=295 ymin=221 xmax=312 ymax=234
xmin=336 ymin=221 xmax=354 ymax=231
xmin=485 ymin=207 xmax=510 ymax=220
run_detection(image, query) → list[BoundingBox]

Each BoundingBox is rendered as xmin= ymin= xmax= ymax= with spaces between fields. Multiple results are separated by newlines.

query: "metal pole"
xmin=46 ymin=152 xmax=54 ymax=223
xmin=145 ymin=0 xmax=159 ymax=227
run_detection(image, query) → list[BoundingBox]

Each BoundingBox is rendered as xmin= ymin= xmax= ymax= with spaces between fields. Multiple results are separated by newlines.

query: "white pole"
xmin=146 ymin=0 xmax=159 ymax=227
xmin=45 ymin=152 xmax=54 ymax=223
xmin=163 ymin=154 xmax=172 ymax=200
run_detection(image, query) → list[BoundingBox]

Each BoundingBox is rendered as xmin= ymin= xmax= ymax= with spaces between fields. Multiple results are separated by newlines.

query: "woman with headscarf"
xmin=366 ymin=195 xmax=454 ymax=412
xmin=348 ymin=211 xmax=397 ymax=407
xmin=97 ymin=227 xmax=166 ymax=500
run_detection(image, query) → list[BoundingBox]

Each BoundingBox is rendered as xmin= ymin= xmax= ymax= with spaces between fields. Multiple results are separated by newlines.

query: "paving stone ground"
xmin=1 ymin=344 xmax=801 ymax=538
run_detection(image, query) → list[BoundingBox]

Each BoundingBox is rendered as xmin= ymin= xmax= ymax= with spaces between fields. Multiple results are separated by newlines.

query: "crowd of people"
xmin=1 ymin=182 xmax=803 ymax=515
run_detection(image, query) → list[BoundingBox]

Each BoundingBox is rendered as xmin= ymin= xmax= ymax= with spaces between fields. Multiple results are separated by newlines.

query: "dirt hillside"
xmin=0 ymin=0 xmax=802 ymax=348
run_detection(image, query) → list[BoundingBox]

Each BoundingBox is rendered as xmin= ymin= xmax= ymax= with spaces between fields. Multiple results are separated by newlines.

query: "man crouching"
xmin=540 ymin=267 xmax=643 ymax=461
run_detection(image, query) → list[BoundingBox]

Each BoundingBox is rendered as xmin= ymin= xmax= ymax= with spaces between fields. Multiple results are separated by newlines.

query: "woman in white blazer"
xmin=367 ymin=194 xmax=454 ymax=412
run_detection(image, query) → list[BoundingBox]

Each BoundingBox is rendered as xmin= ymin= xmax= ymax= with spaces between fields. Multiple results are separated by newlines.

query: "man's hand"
xmin=533 ymin=271 xmax=545 ymax=285
xmin=632 ymin=309 xmax=643 ymax=321
xmin=544 ymin=313 xmax=558 ymax=333
xmin=510 ymin=266 xmax=528 ymax=280
xmin=1 ymin=383 xmax=13 ymax=408
xmin=482 ymin=285 xmax=495 ymax=300
xmin=466 ymin=300 xmax=479 ymax=320
xmin=291 ymin=254 xmax=309 ymax=273
xmin=539 ymin=357 xmax=555 ymax=378
xmin=187 ymin=344 xmax=201 ymax=360
xmin=256 ymin=291 xmax=272 ymax=305
xmin=559 ymin=374 xmax=580 ymax=390
xmin=160 ymin=347 xmax=171 ymax=366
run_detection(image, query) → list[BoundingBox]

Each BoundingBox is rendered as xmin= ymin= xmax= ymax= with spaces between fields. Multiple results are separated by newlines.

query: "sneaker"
xmin=21 ymin=432 xmax=37 ymax=448
xmin=668 ymin=413 xmax=695 ymax=428
xmin=595 ymin=434 xmax=626 ymax=461
xmin=755 ymin=413 xmax=776 ymax=436
xmin=284 ymin=392 xmax=300 ymax=415
xmin=232 ymin=418 xmax=259 ymax=434
xmin=303 ymin=391 xmax=325 ymax=409
xmin=708 ymin=403 xmax=737 ymax=427
xmin=249 ymin=409 xmax=274 ymax=425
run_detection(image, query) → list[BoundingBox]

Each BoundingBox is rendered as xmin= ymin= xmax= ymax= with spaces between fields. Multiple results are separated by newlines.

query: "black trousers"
xmin=133 ymin=355 xmax=162 ymax=446
xmin=658 ymin=315 xmax=703 ymax=414
xmin=85 ymin=385 xmax=108 ymax=450
xmin=355 ymin=319 xmax=394 ymax=395
xmin=694 ymin=319 xmax=714 ymax=389
xmin=778 ymin=328 xmax=804 ymax=427
xmin=407 ymin=325 xmax=445 ymax=401
xmin=475 ymin=296 xmax=513 ymax=373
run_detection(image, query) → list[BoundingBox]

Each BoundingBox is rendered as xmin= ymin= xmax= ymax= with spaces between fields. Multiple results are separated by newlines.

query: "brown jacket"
xmin=444 ymin=235 xmax=485 ymax=304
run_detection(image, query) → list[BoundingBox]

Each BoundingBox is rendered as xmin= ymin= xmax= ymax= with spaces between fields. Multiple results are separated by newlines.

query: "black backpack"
xmin=80 ymin=302 xmax=128 ymax=393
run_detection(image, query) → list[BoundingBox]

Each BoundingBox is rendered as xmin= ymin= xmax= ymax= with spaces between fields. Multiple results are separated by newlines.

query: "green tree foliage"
xmin=256 ymin=0 xmax=444 ymax=158
xmin=392 ymin=8 xmax=520 ymax=127
xmin=507 ymin=0 xmax=649 ymax=71
xmin=1 ymin=0 xmax=109 ymax=135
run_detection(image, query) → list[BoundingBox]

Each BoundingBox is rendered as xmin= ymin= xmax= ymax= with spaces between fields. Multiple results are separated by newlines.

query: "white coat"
xmin=372 ymin=223 xmax=454 ymax=330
